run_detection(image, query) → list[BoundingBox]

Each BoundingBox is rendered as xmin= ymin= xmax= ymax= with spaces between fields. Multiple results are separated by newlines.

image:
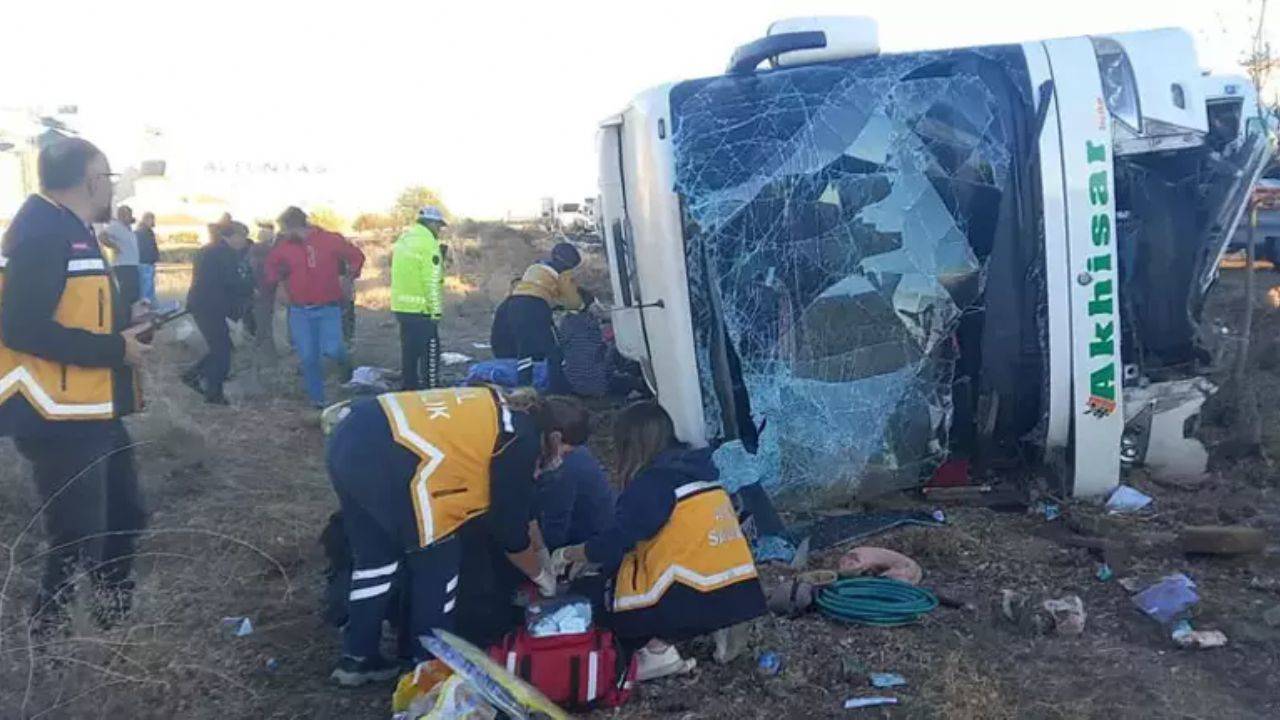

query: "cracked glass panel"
xmin=670 ymin=48 xmax=1034 ymax=508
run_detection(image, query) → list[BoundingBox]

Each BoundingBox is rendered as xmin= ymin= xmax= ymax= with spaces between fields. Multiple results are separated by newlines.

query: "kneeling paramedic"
xmin=553 ymin=401 xmax=766 ymax=681
xmin=325 ymin=386 xmax=559 ymax=686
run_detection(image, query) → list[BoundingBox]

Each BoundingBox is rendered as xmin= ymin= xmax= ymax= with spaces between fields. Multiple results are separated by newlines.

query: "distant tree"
xmin=1227 ymin=0 xmax=1273 ymax=460
xmin=352 ymin=212 xmax=400 ymax=232
xmin=393 ymin=186 xmax=451 ymax=227
xmin=309 ymin=206 xmax=348 ymax=233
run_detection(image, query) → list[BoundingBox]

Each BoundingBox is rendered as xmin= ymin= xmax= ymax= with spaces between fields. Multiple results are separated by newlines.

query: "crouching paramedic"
xmin=0 ymin=137 xmax=151 ymax=629
xmin=553 ymin=401 xmax=766 ymax=681
xmin=325 ymin=386 xmax=558 ymax=686
xmin=490 ymin=242 xmax=584 ymax=386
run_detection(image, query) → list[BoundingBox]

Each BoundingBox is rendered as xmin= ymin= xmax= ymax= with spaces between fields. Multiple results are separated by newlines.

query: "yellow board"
xmin=425 ymin=628 xmax=572 ymax=720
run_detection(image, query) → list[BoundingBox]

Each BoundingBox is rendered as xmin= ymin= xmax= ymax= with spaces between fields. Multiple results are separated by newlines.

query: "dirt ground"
xmin=0 ymin=226 xmax=1277 ymax=719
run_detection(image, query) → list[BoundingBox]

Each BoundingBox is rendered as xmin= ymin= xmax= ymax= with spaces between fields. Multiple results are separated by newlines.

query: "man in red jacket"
xmin=263 ymin=207 xmax=365 ymax=407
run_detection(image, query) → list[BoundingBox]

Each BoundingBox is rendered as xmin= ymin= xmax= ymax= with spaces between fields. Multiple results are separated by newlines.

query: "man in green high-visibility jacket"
xmin=391 ymin=207 xmax=447 ymax=389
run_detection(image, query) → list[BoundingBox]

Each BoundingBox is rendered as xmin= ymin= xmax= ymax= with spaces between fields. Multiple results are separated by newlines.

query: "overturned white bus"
xmin=597 ymin=17 xmax=1271 ymax=508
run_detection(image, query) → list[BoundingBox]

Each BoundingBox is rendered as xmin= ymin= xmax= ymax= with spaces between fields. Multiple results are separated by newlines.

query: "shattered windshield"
xmin=670 ymin=47 xmax=1037 ymax=508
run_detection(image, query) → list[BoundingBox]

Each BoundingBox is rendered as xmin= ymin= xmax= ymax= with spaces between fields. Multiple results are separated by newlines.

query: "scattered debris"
xmin=264 ymin=657 xmax=280 ymax=673
xmin=922 ymin=485 xmax=992 ymax=499
xmin=1262 ymin=606 xmax=1280 ymax=628
xmin=999 ymin=590 xmax=1077 ymax=635
xmin=472 ymin=342 xmax=491 ymax=349
xmin=1041 ymin=503 xmax=1062 ymax=521
xmin=396 ymin=674 xmax=498 ymax=720
xmin=757 ymin=651 xmax=784 ymax=677
xmin=220 ymin=616 xmax=254 ymax=637
xmin=766 ymin=577 xmax=817 ymax=617
xmin=343 ymin=366 xmax=399 ymax=394
xmin=1171 ymin=620 xmax=1229 ymax=649
xmin=1132 ymin=574 xmax=1199 ymax=625
xmin=753 ymin=534 xmax=798 ymax=564
xmin=838 ymin=547 xmax=923 ymax=585
xmin=922 ymin=485 xmax=1026 ymax=510
xmin=800 ymin=510 xmax=946 ymax=551
xmin=1106 ymin=486 xmax=1154 ymax=514
xmin=999 ymin=589 xmax=1036 ymax=628
xmin=393 ymin=659 xmax=455 ymax=713
xmin=789 ymin=537 xmax=811 ymax=570
xmin=441 ymin=352 xmax=473 ymax=366
xmin=1249 ymin=576 xmax=1280 ymax=594
xmin=798 ymin=569 xmax=838 ymax=587
xmin=1178 ymin=525 xmax=1267 ymax=556
xmin=934 ymin=590 xmax=977 ymax=612
xmin=869 ymin=672 xmax=907 ymax=689
xmin=1042 ymin=596 xmax=1087 ymax=636
xmin=1118 ymin=576 xmax=1146 ymax=594
xmin=844 ymin=697 xmax=899 ymax=709
xmin=1096 ymin=564 xmax=1114 ymax=582
xmin=840 ymin=657 xmax=868 ymax=681
xmin=713 ymin=624 xmax=750 ymax=664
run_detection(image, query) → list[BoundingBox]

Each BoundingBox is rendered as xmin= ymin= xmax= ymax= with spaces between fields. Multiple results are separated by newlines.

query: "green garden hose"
xmin=815 ymin=578 xmax=939 ymax=627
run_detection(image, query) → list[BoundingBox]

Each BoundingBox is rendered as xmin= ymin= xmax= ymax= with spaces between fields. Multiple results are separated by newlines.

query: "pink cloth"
xmin=838 ymin=546 xmax=923 ymax=585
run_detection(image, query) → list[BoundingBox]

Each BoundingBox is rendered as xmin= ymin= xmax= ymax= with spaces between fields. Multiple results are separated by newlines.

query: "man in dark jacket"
xmin=135 ymin=211 xmax=160 ymax=304
xmin=0 ymin=137 xmax=151 ymax=629
xmin=183 ymin=221 xmax=252 ymax=404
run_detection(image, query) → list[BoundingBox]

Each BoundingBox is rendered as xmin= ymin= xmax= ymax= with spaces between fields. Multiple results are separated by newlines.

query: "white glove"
xmin=532 ymin=568 xmax=557 ymax=598
xmin=551 ymin=547 xmax=572 ymax=579
xmin=552 ymin=545 xmax=596 ymax=581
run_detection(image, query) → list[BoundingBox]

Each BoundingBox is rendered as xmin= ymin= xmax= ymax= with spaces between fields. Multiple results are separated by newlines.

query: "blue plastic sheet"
xmin=463 ymin=359 xmax=551 ymax=391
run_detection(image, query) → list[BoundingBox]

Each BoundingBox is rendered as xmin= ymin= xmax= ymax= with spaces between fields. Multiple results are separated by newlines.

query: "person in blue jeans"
xmin=288 ymin=305 xmax=351 ymax=406
xmin=262 ymin=207 xmax=365 ymax=407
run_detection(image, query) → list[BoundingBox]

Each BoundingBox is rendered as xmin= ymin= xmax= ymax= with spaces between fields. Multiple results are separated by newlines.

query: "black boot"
xmin=330 ymin=655 xmax=401 ymax=687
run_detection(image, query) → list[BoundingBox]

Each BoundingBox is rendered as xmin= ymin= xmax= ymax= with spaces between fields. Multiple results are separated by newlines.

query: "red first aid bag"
xmin=489 ymin=626 xmax=637 ymax=710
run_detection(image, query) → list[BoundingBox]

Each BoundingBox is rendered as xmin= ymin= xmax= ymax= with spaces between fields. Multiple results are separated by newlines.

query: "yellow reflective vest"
xmin=0 ymin=197 xmax=138 ymax=431
xmin=612 ymin=481 xmax=759 ymax=613
xmin=377 ymin=387 xmax=512 ymax=547
xmin=512 ymin=263 xmax=583 ymax=311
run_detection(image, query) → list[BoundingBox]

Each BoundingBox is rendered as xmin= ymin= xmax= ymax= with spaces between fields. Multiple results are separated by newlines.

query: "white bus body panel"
xmin=1022 ymin=42 xmax=1073 ymax=452
xmin=767 ymin=16 xmax=880 ymax=65
xmin=597 ymin=117 xmax=647 ymax=363
xmin=1097 ymin=28 xmax=1207 ymax=135
xmin=607 ymin=86 xmax=709 ymax=447
xmin=1043 ymin=36 xmax=1124 ymax=497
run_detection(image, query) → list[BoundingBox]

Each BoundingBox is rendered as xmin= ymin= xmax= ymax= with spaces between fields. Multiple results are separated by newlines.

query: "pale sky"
xmin=2 ymin=0 xmax=1272 ymax=219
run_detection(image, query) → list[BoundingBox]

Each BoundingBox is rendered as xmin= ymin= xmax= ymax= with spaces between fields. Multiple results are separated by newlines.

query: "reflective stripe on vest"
xmin=0 ymin=256 xmax=116 ymax=420
xmin=378 ymin=388 xmax=502 ymax=547
xmin=0 ymin=256 xmax=105 ymax=272
xmin=612 ymin=481 xmax=759 ymax=612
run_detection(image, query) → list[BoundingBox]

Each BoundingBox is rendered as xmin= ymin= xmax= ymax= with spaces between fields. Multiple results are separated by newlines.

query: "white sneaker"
xmin=635 ymin=645 xmax=696 ymax=682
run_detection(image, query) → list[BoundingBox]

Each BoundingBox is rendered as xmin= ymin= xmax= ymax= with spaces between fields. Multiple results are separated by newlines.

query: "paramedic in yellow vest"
xmin=552 ymin=401 xmax=766 ymax=681
xmin=324 ymin=386 xmax=564 ymax=687
xmin=0 ymin=137 xmax=152 ymax=629
xmin=391 ymin=207 xmax=447 ymax=390
xmin=490 ymin=242 xmax=584 ymax=385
